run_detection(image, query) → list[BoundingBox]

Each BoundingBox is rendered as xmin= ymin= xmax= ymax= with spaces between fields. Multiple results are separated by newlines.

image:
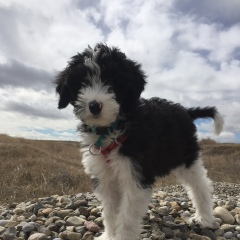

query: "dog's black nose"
xmin=89 ymin=100 xmax=102 ymax=115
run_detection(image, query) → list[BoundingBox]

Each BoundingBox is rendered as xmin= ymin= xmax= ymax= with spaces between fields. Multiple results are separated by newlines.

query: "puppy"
xmin=55 ymin=43 xmax=224 ymax=240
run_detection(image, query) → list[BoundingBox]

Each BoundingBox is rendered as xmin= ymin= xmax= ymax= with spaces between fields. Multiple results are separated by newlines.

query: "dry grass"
xmin=0 ymin=134 xmax=91 ymax=204
xmin=0 ymin=134 xmax=240 ymax=205
xmin=154 ymin=138 xmax=240 ymax=188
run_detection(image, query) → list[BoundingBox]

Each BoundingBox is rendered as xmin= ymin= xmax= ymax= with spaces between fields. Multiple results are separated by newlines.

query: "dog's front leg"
xmin=94 ymin=178 xmax=120 ymax=240
xmin=113 ymin=159 xmax=152 ymax=240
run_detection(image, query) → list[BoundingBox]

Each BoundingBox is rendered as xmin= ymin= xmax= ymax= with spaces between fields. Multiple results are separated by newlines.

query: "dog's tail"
xmin=187 ymin=107 xmax=224 ymax=135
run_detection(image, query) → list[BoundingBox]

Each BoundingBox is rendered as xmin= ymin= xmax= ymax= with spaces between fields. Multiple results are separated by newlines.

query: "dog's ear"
xmin=96 ymin=44 xmax=147 ymax=114
xmin=120 ymin=61 xmax=146 ymax=114
xmin=54 ymin=53 xmax=86 ymax=109
xmin=107 ymin=56 xmax=146 ymax=114
xmin=55 ymin=69 xmax=72 ymax=109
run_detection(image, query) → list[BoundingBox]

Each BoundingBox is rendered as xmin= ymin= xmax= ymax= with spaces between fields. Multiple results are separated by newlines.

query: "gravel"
xmin=0 ymin=182 xmax=240 ymax=240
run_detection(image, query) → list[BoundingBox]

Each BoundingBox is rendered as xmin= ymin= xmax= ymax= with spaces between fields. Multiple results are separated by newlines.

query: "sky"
xmin=0 ymin=0 xmax=240 ymax=143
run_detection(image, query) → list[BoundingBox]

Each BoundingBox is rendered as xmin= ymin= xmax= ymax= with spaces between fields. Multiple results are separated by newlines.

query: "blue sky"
xmin=0 ymin=0 xmax=240 ymax=142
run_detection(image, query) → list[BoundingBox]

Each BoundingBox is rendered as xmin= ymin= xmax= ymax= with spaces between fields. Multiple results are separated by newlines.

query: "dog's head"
xmin=55 ymin=43 xmax=146 ymax=127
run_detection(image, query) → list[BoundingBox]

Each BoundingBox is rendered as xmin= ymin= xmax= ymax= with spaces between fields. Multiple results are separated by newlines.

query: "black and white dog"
xmin=55 ymin=43 xmax=224 ymax=240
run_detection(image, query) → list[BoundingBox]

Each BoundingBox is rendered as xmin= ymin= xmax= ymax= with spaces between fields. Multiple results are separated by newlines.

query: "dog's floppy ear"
xmin=121 ymin=62 xmax=146 ymax=114
xmin=55 ymin=69 xmax=72 ymax=109
xmin=109 ymin=55 xmax=147 ymax=114
xmin=54 ymin=53 xmax=86 ymax=109
xmin=97 ymin=44 xmax=147 ymax=114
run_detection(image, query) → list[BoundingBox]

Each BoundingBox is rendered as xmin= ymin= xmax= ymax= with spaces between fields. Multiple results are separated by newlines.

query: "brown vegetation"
xmin=0 ymin=134 xmax=239 ymax=205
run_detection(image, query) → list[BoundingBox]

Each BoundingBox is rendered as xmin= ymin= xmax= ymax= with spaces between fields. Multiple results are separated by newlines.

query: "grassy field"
xmin=0 ymin=134 xmax=239 ymax=204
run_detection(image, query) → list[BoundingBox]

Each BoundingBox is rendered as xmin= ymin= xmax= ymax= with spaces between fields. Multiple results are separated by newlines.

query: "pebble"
xmin=214 ymin=206 xmax=235 ymax=224
xmin=28 ymin=233 xmax=48 ymax=240
xmin=66 ymin=216 xmax=85 ymax=226
xmin=22 ymin=222 xmax=38 ymax=233
xmin=84 ymin=221 xmax=100 ymax=233
xmin=223 ymin=231 xmax=233 ymax=238
xmin=0 ymin=182 xmax=239 ymax=239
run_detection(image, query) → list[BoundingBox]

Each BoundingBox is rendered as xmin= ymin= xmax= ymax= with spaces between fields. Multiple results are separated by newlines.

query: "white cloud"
xmin=0 ymin=0 xmax=239 ymax=142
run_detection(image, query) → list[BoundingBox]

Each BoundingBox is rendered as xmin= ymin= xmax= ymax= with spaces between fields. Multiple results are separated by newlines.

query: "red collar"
xmin=95 ymin=135 xmax=128 ymax=157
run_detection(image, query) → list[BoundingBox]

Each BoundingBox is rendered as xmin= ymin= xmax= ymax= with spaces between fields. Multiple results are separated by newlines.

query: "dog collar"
xmin=91 ymin=119 xmax=120 ymax=136
xmin=89 ymin=135 xmax=128 ymax=157
xmin=88 ymin=119 xmax=128 ymax=157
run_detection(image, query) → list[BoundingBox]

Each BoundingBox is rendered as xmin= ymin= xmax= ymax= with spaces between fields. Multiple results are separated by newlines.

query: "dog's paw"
xmin=94 ymin=232 xmax=111 ymax=240
xmin=188 ymin=215 xmax=219 ymax=229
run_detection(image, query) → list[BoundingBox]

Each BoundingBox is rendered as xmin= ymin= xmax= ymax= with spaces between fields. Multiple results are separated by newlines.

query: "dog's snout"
xmin=89 ymin=100 xmax=102 ymax=115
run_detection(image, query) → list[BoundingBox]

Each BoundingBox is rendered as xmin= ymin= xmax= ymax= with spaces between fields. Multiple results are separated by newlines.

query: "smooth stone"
xmin=66 ymin=226 xmax=75 ymax=232
xmin=22 ymin=222 xmax=37 ymax=233
xmin=189 ymin=233 xmax=202 ymax=240
xmin=214 ymin=228 xmax=225 ymax=236
xmin=223 ymin=231 xmax=233 ymax=238
xmin=0 ymin=220 xmax=10 ymax=227
xmin=201 ymin=237 xmax=211 ymax=240
xmin=75 ymin=226 xmax=87 ymax=235
xmin=220 ymin=224 xmax=235 ymax=232
xmin=87 ymin=215 xmax=96 ymax=221
xmin=84 ymin=221 xmax=100 ymax=233
xmin=56 ymin=210 xmax=73 ymax=219
xmin=55 ymin=220 xmax=65 ymax=227
xmin=67 ymin=232 xmax=82 ymax=240
xmin=41 ymin=208 xmax=53 ymax=215
xmin=66 ymin=216 xmax=85 ymax=226
xmin=28 ymin=233 xmax=47 ymax=240
xmin=44 ymin=217 xmax=54 ymax=226
xmin=213 ymin=207 xmax=235 ymax=224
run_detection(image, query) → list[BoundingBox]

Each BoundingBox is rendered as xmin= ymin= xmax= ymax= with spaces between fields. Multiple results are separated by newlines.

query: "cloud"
xmin=0 ymin=0 xmax=105 ymax=71
xmin=2 ymin=101 xmax=65 ymax=120
xmin=0 ymin=59 xmax=54 ymax=90
xmin=173 ymin=0 xmax=240 ymax=27
xmin=0 ymin=0 xmax=239 ymax=142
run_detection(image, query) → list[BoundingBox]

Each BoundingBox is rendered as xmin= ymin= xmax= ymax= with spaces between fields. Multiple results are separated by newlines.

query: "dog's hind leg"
xmin=173 ymin=158 xmax=216 ymax=228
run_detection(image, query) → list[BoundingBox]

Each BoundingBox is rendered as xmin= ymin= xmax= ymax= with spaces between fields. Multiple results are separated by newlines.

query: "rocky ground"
xmin=0 ymin=182 xmax=240 ymax=240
